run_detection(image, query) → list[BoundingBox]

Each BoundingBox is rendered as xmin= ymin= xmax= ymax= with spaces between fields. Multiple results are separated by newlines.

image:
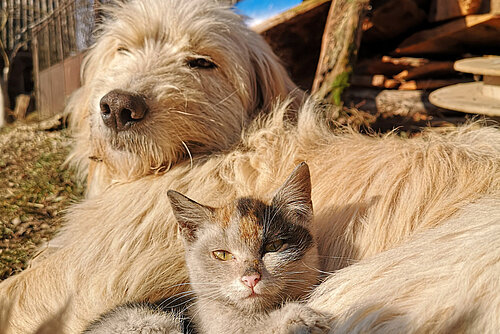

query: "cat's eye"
xmin=187 ymin=57 xmax=217 ymax=69
xmin=117 ymin=46 xmax=129 ymax=53
xmin=212 ymin=250 xmax=234 ymax=261
xmin=264 ymin=239 xmax=284 ymax=253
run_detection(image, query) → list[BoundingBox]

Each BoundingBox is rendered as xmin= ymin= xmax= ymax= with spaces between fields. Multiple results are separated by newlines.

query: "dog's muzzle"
xmin=100 ymin=89 xmax=149 ymax=131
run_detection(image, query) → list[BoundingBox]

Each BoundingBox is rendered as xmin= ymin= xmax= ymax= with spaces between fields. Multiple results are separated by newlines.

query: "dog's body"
xmin=3 ymin=101 xmax=499 ymax=333
xmin=1 ymin=0 xmax=499 ymax=333
xmin=309 ymin=197 xmax=500 ymax=333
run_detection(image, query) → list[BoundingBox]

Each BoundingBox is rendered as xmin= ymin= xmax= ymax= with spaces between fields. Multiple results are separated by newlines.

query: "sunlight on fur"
xmin=0 ymin=0 xmax=499 ymax=333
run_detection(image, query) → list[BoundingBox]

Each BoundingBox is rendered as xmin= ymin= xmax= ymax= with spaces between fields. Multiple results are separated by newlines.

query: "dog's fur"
xmin=1 ymin=0 xmax=499 ymax=333
xmin=308 ymin=197 xmax=500 ymax=333
xmin=66 ymin=0 xmax=301 ymax=197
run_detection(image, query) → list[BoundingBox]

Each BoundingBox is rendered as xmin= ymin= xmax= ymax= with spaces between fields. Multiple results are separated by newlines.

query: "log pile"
xmin=342 ymin=0 xmax=500 ymax=131
xmin=256 ymin=0 xmax=500 ymax=132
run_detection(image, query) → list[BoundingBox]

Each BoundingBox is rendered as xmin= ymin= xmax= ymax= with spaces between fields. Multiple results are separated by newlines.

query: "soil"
xmin=0 ymin=114 xmax=84 ymax=280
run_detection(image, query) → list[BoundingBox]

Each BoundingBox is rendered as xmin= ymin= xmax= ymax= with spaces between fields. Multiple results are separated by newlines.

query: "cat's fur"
xmin=85 ymin=163 xmax=328 ymax=334
xmin=169 ymin=162 xmax=325 ymax=334
xmin=83 ymin=303 xmax=184 ymax=334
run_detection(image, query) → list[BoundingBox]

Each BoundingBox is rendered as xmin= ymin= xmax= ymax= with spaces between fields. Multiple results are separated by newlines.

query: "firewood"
xmin=351 ymin=74 xmax=399 ymax=88
xmin=393 ymin=61 xmax=455 ymax=80
xmin=396 ymin=14 xmax=500 ymax=56
xmin=399 ymin=78 xmax=471 ymax=90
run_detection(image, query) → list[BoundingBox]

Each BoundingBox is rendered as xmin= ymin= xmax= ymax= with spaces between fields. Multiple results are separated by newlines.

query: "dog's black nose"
xmin=100 ymin=89 xmax=148 ymax=131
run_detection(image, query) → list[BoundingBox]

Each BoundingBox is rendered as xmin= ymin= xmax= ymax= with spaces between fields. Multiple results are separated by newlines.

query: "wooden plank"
xmin=254 ymin=0 xmax=331 ymax=90
xmin=54 ymin=0 xmax=64 ymax=61
xmin=395 ymin=14 xmax=500 ymax=55
xmin=429 ymin=0 xmax=482 ymax=22
xmin=50 ymin=61 xmax=65 ymax=114
xmin=39 ymin=67 xmax=52 ymax=118
xmin=31 ymin=30 xmax=40 ymax=113
xmin=63 ymin=53 xmax=82 ymax=96
xmin=253 ymin=0 xmax=330 ymax=33
xmin=312 ymin=0 xmax=371 ymax=104
xmin=362 ymin=0 xmax=426 ymax=41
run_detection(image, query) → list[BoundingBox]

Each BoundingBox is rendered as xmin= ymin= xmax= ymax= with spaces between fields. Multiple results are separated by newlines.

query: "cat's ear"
xmin=167 ymin=190 xmax=214 ymax=243
xmin=271 ymin=162 xmax=312 ymax=225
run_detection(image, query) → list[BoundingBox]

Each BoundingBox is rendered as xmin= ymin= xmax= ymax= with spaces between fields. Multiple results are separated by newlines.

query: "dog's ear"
xmin=247 ymin=35 xmax=305 ymax=114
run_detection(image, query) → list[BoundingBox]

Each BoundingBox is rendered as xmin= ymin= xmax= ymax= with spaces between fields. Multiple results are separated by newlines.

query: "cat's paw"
xmin=267 ymin=302 xmax=330 ymax=334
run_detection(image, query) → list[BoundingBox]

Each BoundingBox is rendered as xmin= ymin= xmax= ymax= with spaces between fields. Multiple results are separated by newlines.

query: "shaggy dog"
xmin=65 ymin=0 xmax=301 ymax=197
xmin=1 ymin=0 xmax=499 ymax=333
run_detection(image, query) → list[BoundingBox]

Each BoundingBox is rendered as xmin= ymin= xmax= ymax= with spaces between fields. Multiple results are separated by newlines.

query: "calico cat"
xmin=85 ymin=163 xmax=328 ymax=333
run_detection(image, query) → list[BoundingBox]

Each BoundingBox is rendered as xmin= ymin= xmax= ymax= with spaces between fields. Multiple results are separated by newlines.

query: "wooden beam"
xmin=252 ymin=0 xmax=330 ymax=34
xmin=429 ymin=0 xmax=482 ymax=22
xmin=362 ymin=0 xmax=426 ymax=41
xmin=395 ymin=14 xmax=500 ymax=56
xmin=312 ymin=0 xmax=371 ymax=104
xmin=254 ymin=0 xmax=331 ymax=90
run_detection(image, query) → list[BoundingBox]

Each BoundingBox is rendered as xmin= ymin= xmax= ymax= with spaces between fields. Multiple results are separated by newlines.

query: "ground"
xmin=0 ymin=114 xmax=84 ymax=280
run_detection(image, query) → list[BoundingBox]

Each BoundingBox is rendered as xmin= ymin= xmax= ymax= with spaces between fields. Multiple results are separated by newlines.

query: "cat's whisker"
xmin=157 ymin=291 xmax=197 ymax=309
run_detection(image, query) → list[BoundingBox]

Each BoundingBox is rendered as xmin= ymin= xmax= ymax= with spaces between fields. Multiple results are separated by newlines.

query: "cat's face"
xmin=168 ymin=163 xmax=320 ymax=312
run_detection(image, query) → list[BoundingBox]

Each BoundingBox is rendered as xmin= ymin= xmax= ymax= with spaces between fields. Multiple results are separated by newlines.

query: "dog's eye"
xmin=117 ymin=46 xmax=129 ymax=53
xmin=187 ymin=58 xmax=217 ymax=69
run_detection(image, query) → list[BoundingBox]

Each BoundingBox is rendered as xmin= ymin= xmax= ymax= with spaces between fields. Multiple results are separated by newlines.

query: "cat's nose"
xmin=241 ymin=273 xmax=261 ymax=288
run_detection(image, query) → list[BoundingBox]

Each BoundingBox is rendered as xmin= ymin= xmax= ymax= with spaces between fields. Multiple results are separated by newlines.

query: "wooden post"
xmin=31 ymin=27 xmax=40 ymax=113
xmin=54 ymin=0 xmax=64 ymax=61
xmin=312 ymin=0 xmax=370 ymax=105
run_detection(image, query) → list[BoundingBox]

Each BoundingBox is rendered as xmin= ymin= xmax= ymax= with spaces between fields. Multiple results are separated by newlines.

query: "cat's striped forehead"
xmin=213 ymin=197 xmax=268 ymax=242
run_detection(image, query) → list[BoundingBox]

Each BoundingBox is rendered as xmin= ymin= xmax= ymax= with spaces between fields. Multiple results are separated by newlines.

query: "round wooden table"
xmin=429 ymin=56 xmax=500 ymax=116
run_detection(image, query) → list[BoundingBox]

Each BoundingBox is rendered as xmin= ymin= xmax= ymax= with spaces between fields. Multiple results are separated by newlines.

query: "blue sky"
xmin=235 ymin=0 xmax=302 ymax=26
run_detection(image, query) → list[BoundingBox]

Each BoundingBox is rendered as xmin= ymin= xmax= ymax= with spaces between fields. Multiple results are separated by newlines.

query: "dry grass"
xmin=0 ymin=115 xmax=84 ymax=280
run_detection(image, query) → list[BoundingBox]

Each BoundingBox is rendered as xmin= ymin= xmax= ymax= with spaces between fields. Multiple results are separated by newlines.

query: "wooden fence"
xmin=1 ymin=0 xmax=96 ymax=117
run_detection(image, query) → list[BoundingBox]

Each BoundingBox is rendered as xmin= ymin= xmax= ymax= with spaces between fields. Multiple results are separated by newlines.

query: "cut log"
xmin=363 ymin=0 xmax=427 ymax=41
xmin=14 ymin=94 xmax=31 ymax=120
xmin=429 ymin=0 xmax=482 ymax=22
xmin=430 ymin=82 xmax=500 ymax=116
xmin=393 ymin=61 xmax=455 ymax=80
xmin=395 ymin=13 xmax=500 ymax=56
xmin=312 ymin=0 xmax=371 ymax=104
xmin=399 ymin=78 xmax=471 ymax=90
xmin=254 ymin=0 xmax=332 ymax=90
xmin=345 ymin=88 xmax=442 ymax=117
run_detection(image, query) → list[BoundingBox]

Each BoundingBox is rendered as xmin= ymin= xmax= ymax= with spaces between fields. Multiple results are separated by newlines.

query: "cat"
xmin=84 ymin=163 xmax=329 ymax=333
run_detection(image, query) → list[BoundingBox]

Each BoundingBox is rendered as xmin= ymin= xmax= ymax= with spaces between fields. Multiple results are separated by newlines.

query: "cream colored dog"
xmin=1 ymin=0 xmax=499 ymax=333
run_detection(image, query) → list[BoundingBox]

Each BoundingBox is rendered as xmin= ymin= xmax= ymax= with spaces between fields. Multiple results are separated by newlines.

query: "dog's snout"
xmin=100 ymin=89 xmax=148 ymax=131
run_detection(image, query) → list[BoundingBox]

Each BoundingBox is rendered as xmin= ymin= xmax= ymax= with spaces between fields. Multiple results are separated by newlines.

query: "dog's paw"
xmin=266 ymin=302 xmax=330 ymax=334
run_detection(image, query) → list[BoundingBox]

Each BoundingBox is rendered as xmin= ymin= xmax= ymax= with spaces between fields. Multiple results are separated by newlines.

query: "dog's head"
xmin=68 ymin=0 xmax=300 ymax=194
